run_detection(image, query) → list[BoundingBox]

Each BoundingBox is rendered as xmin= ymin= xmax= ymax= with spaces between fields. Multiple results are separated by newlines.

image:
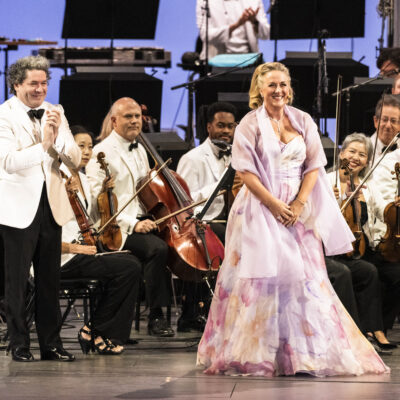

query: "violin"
xmin=378 ymin=162 xmax=400 ymax=262
xmin=96 ymin=152 xmax=123 ymax=251
xmin=136 ymin=132 xmax=225 ymax=282
xmin=340 ymin=159 xmax=367 ymax=259
xmin=60 ymin=170 xmax=97 ymax=247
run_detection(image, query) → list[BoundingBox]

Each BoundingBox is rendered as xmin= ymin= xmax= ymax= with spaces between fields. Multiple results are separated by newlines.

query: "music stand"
xmin=270 ymin=0 xmax=365 ymax=40
xmin=270 ymin=0 xmax=365 ymax=131
xmin=62 ymin=0 xmax=160 ymax=39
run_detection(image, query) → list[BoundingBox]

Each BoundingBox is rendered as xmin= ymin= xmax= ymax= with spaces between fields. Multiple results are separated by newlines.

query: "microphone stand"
xmin=331 ymin=74 xmax=385 ymax=136
xmin=315 ymin=30 xmax=329 ymax=135
xmin=171 ymin=53 xmax=261 ymax=143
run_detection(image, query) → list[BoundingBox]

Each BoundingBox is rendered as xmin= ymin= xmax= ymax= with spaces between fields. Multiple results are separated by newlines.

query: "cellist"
xmin=327 ymin=132 xmax=398 ymax=352
xmin=60 ymin=125 xmax=142 ymax=353
xmin=86 ymin=98 xmax=174 ymax=337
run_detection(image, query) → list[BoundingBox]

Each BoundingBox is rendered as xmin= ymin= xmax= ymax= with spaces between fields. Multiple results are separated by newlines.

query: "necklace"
xmin=267 ymin=114 xmax=283 ymax=135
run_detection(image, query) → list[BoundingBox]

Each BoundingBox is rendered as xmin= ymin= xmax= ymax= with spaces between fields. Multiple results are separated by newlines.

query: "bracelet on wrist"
xmin=295 ymin=197 xmax=306 ymax=205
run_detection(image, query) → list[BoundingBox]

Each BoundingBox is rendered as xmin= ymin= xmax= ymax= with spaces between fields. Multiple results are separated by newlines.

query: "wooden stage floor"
xmin=0 ymin=307 xmax=400 ymax=400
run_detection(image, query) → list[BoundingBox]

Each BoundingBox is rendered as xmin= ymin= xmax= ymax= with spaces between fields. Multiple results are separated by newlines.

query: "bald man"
xmin=86 ymin=98 xmax=174 ymax=337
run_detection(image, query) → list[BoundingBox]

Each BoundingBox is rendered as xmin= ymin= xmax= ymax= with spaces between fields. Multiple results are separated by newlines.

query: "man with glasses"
xmin=370 ymin=95 xmax=400 ymax=165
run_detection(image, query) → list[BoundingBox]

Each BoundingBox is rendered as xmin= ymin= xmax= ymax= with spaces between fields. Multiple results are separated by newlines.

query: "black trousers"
xmin=61 ymin=253 xmax=141 ymax=344
xmin=123 ymin=232 xmax=170 ymax=311
xmin=333 ymin=255 xmax=384 ymax=333
xmin=0 ymin=185 xmax=62 ymax=351
xmin=364 ymin=249 xmax=400 ymax=330
xmin=325 ymin=257 xmax=361 ymax=329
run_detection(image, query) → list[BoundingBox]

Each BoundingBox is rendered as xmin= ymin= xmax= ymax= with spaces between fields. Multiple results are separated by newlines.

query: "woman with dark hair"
xmin=60 ymin=126 xmax=141 ymax=354
xmin=327 ymin=132 xmax=397 ymax=353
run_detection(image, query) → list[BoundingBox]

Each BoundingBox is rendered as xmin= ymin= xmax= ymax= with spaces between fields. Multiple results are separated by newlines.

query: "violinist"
xmin=176 ymin=101 xmax=238 ymax=332
xmin=370 ymin=143 xmax=400 ymax=332
xmin=0 ymin=56 xmax=80 ymax=362
xmin=370 ymin=95 xmax=400 ymax=165
xmin=327 ymin=133 xmax=397 ymax=352
xmin=86 ymin=98 xmax=174 ymax=337
xmin=60 ymin=126 xmax=141 ymax=353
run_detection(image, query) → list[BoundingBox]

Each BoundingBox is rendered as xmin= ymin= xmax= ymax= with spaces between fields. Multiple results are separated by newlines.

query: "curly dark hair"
xmin=7 ymin=55 xmax=51 ymax=95
xmin=377 ymin=47 xmax=400 ymax=70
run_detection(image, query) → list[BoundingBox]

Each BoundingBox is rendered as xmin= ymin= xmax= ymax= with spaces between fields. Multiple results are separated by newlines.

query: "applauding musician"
xmin=86 ymin=98 xmax=174 ymax=337
xmin=196 ymin=0 xmax=270 ymax=59
xmin=0 ymin=56 xmax=80 ymax=361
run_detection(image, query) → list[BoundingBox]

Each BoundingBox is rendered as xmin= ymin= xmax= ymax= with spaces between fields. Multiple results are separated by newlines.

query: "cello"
xmin=136 ymin=132 xmax=225 ymax=282
xmin=378 ymin=162 xmax=400 ymax=262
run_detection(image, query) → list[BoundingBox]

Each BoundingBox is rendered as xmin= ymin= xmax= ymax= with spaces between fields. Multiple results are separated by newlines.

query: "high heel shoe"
xmin=371 ymin=332 xmax=398 ymax=350
xmin=78 ymin=327 xmax=92 ymax=354
xmin=94 ymin=336 xmax=124 ymax=355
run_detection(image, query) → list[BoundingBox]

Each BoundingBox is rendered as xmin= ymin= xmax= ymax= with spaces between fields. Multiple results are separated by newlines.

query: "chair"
xmin=59 ymin=278 xmax=103 ymax=351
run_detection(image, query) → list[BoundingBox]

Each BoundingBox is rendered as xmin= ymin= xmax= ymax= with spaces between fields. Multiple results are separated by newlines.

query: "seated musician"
xmin=175 ymin=102 xmax=238 ymax=332
xmin=370 ymin=95 xmax=400 ymax=164
xmin=370 ymin=134 xmax=400 ymax=333
xmin=61 ymin=126 xmax=141 ymax=354
xmin=86 ymin=98 xmax=174 ymax=337
xmin=177 ymin=101 xmax=238 ymax=242
xmin=327 ymin=132 xmax=398 ymax=351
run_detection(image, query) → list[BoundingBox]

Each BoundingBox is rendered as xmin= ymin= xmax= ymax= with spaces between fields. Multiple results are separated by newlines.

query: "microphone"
xmin=211 ymin=139 xmax=232 ymax=151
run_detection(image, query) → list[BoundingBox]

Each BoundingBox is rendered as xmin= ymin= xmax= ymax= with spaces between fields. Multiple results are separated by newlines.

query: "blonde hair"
xmin=248 ymin=62 xmax=293 ymax=109
xmin=97 ymin=108 xmax=113 ymax=141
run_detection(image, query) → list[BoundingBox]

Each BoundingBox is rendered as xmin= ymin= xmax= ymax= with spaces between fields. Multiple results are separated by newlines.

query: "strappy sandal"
xmin=77 ymin=326 xmax=92 ymax=354
xmin=94 ymin=337 xmax=124 ymax=355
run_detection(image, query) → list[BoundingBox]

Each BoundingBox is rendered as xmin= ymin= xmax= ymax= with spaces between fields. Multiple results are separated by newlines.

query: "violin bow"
xmin=153 ymin=183 xmax=242 ymax=226
xmin=371 ymin=91 xmax=388 ymax=167
xmin=341 ymin=131 xmax=400 ymax=212
xmin=333 ymin=75 xmax=343 ymax=188
xmin=97 ymin=159 xmax=171 ymax=235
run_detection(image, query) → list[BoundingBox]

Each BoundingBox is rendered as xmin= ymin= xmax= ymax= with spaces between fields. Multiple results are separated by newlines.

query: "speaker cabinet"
xmin=59 ymin=72 xmax=162 ymax=136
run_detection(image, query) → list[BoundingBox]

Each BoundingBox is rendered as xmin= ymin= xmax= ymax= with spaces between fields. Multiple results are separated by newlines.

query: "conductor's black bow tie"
xmin=128 ymin=141 xmax=138 ymax=151
xmin=218 ymin=148 xmax=232 ymax=159
xmin=27 ymin=109 xmax=45 ymax=120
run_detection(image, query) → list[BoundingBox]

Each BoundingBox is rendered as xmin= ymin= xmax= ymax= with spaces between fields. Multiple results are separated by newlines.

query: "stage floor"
xmin=1 ymin=308 xmax=400 ymax=400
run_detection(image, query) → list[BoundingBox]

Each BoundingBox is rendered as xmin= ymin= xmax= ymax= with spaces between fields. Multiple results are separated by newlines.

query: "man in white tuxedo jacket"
xmin=0 ymin=56 xmax=80 ymax=362
xmin=370 ymin=95 xmax=400 ymax=165
xmin=196 ymin=0 xmax=270 ymax=59
xmin=176 ymin=101 xmax=237 ymax=332
xmin=86 ymin=97 xmax=174 ymax=337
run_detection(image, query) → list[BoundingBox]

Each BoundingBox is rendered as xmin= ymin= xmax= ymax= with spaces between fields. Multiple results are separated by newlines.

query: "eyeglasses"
xmin=377 ymin=116 xmax=400 ymax=125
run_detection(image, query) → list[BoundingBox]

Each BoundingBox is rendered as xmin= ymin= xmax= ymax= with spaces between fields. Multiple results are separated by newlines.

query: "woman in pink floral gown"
xmin=196 ymin=62 xmax=389 ymax=377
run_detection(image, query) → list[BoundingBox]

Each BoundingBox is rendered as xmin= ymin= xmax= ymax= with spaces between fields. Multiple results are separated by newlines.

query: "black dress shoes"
xmin=177 ymin=315 xmax=207 ymax=333
xmin=148 ymin=318 xmax=175 ymax=337
xmin=41 ymin=347 xmax=75 ymax=361
xmin=11 ymin=347 xmax=34 ymax=362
